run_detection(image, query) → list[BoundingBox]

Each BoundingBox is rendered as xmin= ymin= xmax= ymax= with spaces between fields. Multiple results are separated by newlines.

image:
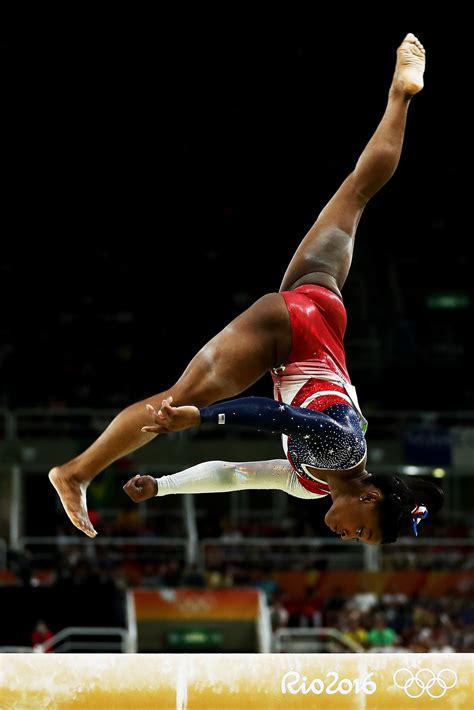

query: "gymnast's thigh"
xmin=171 ymin=292 xmax=292 ymax=404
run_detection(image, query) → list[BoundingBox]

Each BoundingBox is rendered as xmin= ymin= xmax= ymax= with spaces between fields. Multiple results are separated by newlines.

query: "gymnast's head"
xmin=324 ymin=473 xmax=444 ymax=545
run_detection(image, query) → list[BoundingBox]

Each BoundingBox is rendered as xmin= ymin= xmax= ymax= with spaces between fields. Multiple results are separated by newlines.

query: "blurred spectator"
xmin=140 ymin=562 xmax=164 ymax=587
xmin=252 ymin=567 xmax=279 ymax=605
xmin=366 ymin=613 xmax=398 ymax=649
xmin=298 ymin=586 xmax=323 ymax=628
xmin=270 ymin=593 xmax=290 ymax=632
xmin=182 ymin=563 xmax=205 ymax=587
xmin=346 ymin=582 xmax=378 ymax=614
xmin=8 ymin=548 xmax=33 ymax=586
xmin=323 ymin=586 xmax=346 ymax=626
xmin=162 ymin=560 xmax=182 ymax=587
xmin=31 ymin=619 xmax=54 ymax=653
xmin=206 ymin=565 xmax=234 ymax=588
xmin=342 ymin=610 xmax=368 ymax=648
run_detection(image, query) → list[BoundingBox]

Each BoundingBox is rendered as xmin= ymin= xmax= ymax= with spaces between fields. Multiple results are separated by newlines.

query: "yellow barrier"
xmin=0 ymin=653 xmax=472 ymax=708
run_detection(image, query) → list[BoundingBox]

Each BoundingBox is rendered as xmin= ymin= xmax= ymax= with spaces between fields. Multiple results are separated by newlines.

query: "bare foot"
xmin=49 ymin=467 xmax=97 ymax=538
xmin=394 ymin=33 xmax=425 ymax=96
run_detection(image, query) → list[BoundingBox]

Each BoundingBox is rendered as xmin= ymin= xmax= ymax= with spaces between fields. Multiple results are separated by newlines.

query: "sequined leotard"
xmin=200 ymin=394 xmax=366 ymax=495
xmin=201 ymin=285 xmax=367 ymax=498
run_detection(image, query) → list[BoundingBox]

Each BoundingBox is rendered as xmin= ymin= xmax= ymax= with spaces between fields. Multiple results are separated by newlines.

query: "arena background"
xmin=1 ymin=8 xmax=473 ymax=707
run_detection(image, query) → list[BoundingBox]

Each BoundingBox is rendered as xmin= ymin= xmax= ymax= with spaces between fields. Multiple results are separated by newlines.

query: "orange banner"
xmin=134 ymin=588 xmax=260 ymax=621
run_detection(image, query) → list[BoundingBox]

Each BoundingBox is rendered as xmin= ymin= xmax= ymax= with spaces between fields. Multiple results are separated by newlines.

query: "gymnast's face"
xmin=324 ymin=491 xmax=383 ymax=545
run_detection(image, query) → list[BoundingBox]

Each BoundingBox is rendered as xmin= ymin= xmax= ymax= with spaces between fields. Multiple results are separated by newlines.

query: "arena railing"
xmin=273 ymin=627 xmax=364 ymax=653
xmin=200 ymin=537 xmax=370 ymax=570
xmin=14 ymin=534 xmax=474 ymax=573
xmin=40 ymin=626 xmax=132 ymax=653
xmin=18 ymin=536 xmax=189 ymax=566
xmin=200 ymin=537 xmax=474 ymax=571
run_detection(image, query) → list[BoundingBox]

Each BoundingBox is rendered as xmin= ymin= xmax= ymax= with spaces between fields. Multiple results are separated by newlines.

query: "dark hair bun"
xmin=369 ymin=473 xmax=445 ymax=543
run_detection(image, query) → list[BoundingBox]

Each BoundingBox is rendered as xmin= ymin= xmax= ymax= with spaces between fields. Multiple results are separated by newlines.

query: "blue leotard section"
xmin=200 ymin=396 xmax=366 ymax=471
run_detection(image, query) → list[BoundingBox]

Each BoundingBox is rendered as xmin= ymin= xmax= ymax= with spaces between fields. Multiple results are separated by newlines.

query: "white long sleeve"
xmin=156 ymin=459 xmax=324 ymax=500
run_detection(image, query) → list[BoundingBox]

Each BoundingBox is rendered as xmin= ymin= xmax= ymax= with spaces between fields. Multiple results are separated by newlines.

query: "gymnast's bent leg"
xmin=50 ymin=292 xmax=292 ymax=536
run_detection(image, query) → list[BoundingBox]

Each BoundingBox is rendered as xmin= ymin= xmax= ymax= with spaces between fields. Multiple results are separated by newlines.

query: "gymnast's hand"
xmin=123 ymin=474 xmax=158 ymax=502
xmin=140 ymin=397 xmax=201 ymax=434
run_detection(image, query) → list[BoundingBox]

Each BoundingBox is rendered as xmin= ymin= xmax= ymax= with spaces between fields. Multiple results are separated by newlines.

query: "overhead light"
xmin=432 ymin=468 xmax=446 ymax=479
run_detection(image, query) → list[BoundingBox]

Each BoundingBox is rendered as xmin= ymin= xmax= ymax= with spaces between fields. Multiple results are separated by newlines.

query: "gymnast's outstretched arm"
xmin=123 ymin=459 xmax=321 ymax=502
xmin=142 ymin=395 xmax=365 ymax=439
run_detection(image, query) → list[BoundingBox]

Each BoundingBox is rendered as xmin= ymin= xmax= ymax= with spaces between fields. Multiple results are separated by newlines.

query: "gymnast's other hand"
xmin=141 ymin=397 xmax=201 ymax=434
xmin=123 ymin=474 xmax=158 ymax=502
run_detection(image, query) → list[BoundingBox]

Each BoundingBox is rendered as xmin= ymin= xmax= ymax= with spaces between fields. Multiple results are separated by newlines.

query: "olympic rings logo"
xmin=393 ymin=668 xmax=458 ymax=699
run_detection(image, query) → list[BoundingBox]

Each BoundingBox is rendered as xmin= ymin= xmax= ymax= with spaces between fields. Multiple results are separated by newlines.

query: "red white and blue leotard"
xmin=200 ymin=286 xmax=367 ymax=499
xmin=273 ymin=285 xmax=367 ymax=494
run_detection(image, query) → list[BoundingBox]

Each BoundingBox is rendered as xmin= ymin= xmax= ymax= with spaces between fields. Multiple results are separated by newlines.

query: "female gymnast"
xmin=50 ymin=33 xmax=443 ymax=543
